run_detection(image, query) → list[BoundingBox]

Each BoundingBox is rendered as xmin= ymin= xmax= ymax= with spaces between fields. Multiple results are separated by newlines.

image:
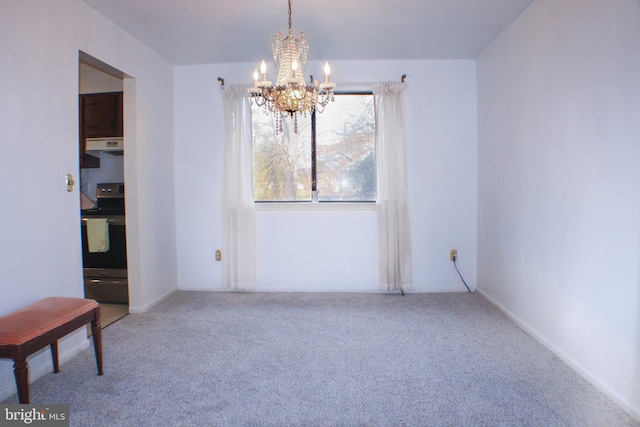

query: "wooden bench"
xmin=0 ymin=297 xmax=104 ymax=403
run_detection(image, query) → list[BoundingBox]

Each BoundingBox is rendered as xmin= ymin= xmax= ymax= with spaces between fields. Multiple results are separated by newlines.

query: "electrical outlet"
xmin=450 ymin=249 xmax=457 ymax=262
xmin=215 ymin=250 xmax=222 ymax=261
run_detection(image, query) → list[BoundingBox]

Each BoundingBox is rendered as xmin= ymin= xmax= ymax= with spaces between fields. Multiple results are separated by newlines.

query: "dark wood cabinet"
xmin=81 ymin=92 xmax=123 ymax=138
xmin=79 ymin=92 xmax=123 ymax=168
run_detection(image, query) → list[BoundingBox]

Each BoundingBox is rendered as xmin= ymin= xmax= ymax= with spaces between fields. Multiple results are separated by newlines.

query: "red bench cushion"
xmin=0 ymin=297 xmax=98 ymax=346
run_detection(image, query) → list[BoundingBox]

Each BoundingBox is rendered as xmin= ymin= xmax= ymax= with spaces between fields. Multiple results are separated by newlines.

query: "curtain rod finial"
xmin=217 ymin=77 xmax=225 ymax=88
xmin=401 ymin=74 xmax=406 ymax=83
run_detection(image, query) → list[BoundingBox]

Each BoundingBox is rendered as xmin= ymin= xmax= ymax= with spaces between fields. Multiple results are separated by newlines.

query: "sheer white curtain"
xmin=222 ymin=85 xmax=256 ymax=290
xmin=373 ymin=82 xmax=412 ymax=292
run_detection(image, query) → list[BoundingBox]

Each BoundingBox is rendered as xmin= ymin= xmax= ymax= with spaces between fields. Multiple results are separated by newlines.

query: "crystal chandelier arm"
xmin=289 ymin=85 xmax=309 ymax=101
xmin=261 ymin=87 xmax=277 ymax=102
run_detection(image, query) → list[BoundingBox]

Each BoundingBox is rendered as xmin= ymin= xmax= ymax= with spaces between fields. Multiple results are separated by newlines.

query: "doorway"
xmin=79 ymin=52 xmax=129 ymax=327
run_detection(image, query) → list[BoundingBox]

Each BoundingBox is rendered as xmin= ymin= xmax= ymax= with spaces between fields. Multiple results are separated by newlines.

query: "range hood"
xmin=85 ymin=137 xmax=124 ymax=152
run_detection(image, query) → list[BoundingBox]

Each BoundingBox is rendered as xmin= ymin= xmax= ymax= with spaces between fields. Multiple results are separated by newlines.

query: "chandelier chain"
xmin=288 ymin=0 xmax=292 ymax=32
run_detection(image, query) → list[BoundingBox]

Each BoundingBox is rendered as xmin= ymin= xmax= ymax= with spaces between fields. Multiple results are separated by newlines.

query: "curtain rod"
xmin=338 ymin=75 xmax=407 ymax=84
xmin=217 ymin=74 xmax=405 ymax=88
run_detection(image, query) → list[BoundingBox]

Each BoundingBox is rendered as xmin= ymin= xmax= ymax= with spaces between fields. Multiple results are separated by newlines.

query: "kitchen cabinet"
xmin=79 ymin=92 xmax=123 ymax=168
xmin=81 ymin=92 xmax=123 ymax=138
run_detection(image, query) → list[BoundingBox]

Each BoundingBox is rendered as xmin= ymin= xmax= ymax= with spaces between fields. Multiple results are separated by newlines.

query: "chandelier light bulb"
xmin=324 ymin=62 xmax=331 ymax=83
xmin=260 ymin=61 xmax=267 ymax=80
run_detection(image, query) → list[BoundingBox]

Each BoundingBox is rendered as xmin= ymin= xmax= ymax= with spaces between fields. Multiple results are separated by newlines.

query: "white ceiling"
xmin=82 ymin=0 xmax=534 ymax=65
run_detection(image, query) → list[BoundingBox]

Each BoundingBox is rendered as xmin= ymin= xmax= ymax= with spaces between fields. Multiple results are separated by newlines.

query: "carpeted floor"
xmin=3 ymin=291 xmax=638 ymax=426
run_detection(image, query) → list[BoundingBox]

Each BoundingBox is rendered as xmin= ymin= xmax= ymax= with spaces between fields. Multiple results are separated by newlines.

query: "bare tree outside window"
xmin=316 ymin=94 xmax=375 ymax=201
xmin=252 ymin=111 xmax=311 ymax=201
xmin=252 ymin=93 xmax=375 ymax=202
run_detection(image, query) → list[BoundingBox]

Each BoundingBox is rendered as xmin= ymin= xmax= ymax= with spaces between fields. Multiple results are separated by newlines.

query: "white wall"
xmin=175 ymin=60 xmax=478 ymax=292
xmin=0 ymin=0 xmax=177 ymax=400
xmin=80 ymin=154 xmax=125 ymax=202
xmin=79 ymin=63 xmax=122 ymax=94
xmin=477 ymin=0 xmax=640 ymax=418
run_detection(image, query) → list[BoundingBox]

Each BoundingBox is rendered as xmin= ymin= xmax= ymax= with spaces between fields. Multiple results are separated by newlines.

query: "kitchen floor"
xmin=99 ymin=303 xmax=128 ymax=328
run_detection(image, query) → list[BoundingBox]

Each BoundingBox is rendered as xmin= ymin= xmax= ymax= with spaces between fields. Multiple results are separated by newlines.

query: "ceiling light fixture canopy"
xmin=249 ymin=0 xmax=335 ymax=132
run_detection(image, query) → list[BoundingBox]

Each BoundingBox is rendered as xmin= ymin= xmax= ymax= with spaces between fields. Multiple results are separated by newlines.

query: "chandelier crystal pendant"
xmin=248 ymin=0 xmax=335 ymax=132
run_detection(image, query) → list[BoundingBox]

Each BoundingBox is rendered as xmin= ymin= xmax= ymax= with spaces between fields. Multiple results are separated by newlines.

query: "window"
xmin=252 ymin=93 xmax=375 ymax=202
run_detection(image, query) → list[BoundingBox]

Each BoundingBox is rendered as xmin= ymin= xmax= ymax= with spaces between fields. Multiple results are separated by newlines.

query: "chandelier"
xmin=249 ymin=0 xmax=335 ymax=132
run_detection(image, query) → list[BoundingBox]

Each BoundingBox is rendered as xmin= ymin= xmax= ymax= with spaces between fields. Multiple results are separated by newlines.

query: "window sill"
xmin=255 ymin=202 xmax=376 ymax=212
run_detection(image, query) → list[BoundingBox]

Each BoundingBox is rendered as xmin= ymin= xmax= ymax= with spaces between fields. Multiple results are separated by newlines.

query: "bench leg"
xmin=13 ymin=359 xmax=29 ymax=404
xmin=90 ymin=312 xmax=104 ymax=376
xmin=50 ymin=341 xmax=60 ymax=373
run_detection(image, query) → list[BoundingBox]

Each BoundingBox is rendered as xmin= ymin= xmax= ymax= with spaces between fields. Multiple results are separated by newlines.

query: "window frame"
xmin=254 ymin=90 xmax=376 ymax=204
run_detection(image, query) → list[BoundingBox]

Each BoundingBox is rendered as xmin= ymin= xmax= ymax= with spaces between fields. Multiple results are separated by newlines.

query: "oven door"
xmin=81 ymin=216 xmax=128 ymax=303
xmin=81 ymin=216 xmax=127 ymax=270
xmin=84 ymin=276 xmax=128 ymax=303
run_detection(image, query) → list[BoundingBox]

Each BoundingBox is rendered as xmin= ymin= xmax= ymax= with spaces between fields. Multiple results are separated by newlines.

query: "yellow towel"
xmin=86 ymin=218 xmax=110 ymax=253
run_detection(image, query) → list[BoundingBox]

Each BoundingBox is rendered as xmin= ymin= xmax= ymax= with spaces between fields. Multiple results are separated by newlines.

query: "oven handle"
xmin=81 ymin=217 xmax=126 ymax=226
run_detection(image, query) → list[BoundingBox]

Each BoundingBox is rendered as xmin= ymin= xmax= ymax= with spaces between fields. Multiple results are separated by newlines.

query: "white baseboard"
xmin=177 ymin=285 xmax=226 ymax=291
xmin=176 ymin=286 xmax=469 ymax=294
xmin=477 ymin=288 xmax=640 ymax=422
xmin=128 ymin=287 xmax=177 ymax=313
